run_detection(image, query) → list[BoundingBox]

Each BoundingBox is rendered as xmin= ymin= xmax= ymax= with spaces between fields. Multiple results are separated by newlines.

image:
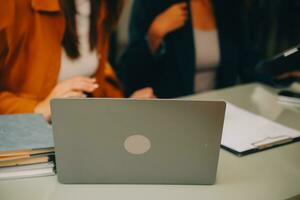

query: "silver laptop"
xmin=51 ymin=99 xmax=226 ymax=185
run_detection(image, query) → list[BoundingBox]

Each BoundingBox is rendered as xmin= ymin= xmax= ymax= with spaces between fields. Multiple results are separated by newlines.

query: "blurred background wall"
xmin=245 ymin=0 xmax=300 ymax=57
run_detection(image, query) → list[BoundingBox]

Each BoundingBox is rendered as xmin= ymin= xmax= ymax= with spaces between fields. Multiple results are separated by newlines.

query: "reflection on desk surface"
xmin=286 ymin=194 xmax=300 ymax=200
xmin=189 ymin=83 xmax=300 ymax=131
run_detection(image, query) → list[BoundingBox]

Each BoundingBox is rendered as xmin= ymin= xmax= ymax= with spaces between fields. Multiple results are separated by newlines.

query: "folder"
xmin=0 ymin=156 xmax=51 ymax=168
xmin=0 ymin=148 xmax=54 ymax=162
xmin=0 ymin=114 xmax=54 ymax=152
xmin=221 ymin=103 xmax=300 ymax=156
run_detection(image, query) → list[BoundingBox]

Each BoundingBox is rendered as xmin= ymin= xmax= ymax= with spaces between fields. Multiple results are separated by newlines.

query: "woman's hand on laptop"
xmin=130 ymin=87 xmax=156 ymax=99
xmin=34 ymin=76 xmax=99 ymax=121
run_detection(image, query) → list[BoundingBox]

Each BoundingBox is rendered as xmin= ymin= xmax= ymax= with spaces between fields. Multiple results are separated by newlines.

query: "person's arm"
xmin=147 ymin=2 xmax=187 ymax=53
xmin=93 ymin=62 xmax=155 ymax=98
xmin=0 ymin=1 xmax=38 ymax=115
xmin=117 ymin=0 xmax=187 ymax=96
xmin=117 ymin=0 xmax=159 ymax=96
xmin=1 ymin=27 xmax=97 ymax=119
xmin=95 ymin=63 xmax=124 ymax=98
xmin=277 ymin=70 xmax=300 ymax=79
xmin=0 ymin=92 xmax=39 ymax=114
xmin=0 ymin=34 xmax=39 ymax=115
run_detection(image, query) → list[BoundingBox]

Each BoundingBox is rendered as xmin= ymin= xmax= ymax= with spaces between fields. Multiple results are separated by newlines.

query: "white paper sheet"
xmin=222 ymin=103 xmax=300 ymax=153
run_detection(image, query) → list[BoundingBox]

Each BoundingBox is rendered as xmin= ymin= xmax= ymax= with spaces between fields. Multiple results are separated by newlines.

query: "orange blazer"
xmin=0 ymin=0 xmax=123 ymax=114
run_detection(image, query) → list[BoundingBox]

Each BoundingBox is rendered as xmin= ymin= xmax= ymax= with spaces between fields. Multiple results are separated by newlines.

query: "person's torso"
xmin=58 ymin=0 xmax=99 ymax=82
xmin=0 ymin=0 xmax=109 ymax=101
xmin=140 ymin=0 xmax=242 ymax=97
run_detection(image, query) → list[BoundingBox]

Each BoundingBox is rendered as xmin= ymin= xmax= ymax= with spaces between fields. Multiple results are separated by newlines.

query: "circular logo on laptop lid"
xmin=124 ymin=135 xmax=151 ymax=155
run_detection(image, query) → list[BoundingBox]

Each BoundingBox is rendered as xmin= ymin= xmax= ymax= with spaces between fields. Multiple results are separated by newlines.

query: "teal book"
xmin=0 ymin=114 xmax=54 ymax=152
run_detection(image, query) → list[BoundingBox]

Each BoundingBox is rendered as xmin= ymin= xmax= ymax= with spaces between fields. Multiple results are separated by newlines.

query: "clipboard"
xmin=221 ymin=137 xmax=300 ymax=157
xmin=221 ymin=103 xmax=300 ymax=156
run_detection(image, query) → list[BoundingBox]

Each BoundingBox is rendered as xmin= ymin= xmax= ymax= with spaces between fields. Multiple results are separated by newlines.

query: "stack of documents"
xmin=222 ymin=103 xmax=300 ymax=156
xmin=0 ymin=114 xmax=55 ymax=180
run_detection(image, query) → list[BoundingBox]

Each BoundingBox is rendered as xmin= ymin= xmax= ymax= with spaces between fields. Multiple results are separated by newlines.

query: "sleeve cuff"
xmin=145 ymin=36 xmax=166 ymax=59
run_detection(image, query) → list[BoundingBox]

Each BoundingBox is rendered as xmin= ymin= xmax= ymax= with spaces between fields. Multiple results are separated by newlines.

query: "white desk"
xmin=1 ymin=83 xmax=300 ymax=200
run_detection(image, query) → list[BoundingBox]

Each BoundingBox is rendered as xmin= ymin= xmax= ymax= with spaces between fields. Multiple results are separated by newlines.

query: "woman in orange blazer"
xmin=0 ymin=0 xmax=154 ymax=121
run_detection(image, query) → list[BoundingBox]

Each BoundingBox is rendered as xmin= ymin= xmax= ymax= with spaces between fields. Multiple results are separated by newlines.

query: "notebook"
xmin=0 ymin=156 xmax=51 ymax=168
xmin=0 ymin=114 xmax=54 ymax=152
xmin=221 ymin=103 xmax=300 ymax=156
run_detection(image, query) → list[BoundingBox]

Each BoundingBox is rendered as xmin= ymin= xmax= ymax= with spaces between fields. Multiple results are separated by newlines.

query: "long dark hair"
xmin=60 ymin=0 xmax=123 ymax=59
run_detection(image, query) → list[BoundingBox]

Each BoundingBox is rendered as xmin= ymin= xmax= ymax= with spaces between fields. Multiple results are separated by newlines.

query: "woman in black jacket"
xmin=118 ymin=0 xmax=260 ymax=98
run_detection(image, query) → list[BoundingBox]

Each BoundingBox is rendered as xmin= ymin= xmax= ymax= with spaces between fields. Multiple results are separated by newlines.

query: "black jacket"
xmin=117 ymin=0 xmax=260 ymax=98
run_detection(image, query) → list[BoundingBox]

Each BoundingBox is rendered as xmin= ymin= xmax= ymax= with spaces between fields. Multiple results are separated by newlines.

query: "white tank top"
xmin=58 ymin=0 xmax=98 ymax=82
xmin=194 ymin=29 xmax=220 ymax=93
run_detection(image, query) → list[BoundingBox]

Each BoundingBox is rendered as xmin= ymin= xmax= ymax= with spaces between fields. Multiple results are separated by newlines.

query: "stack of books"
xmin=0 ymin=114 xmax=55 ymax=180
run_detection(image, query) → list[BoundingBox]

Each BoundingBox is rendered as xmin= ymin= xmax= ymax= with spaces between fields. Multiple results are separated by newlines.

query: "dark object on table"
xmin=256 ymin=44 xmax=300 ymax=87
